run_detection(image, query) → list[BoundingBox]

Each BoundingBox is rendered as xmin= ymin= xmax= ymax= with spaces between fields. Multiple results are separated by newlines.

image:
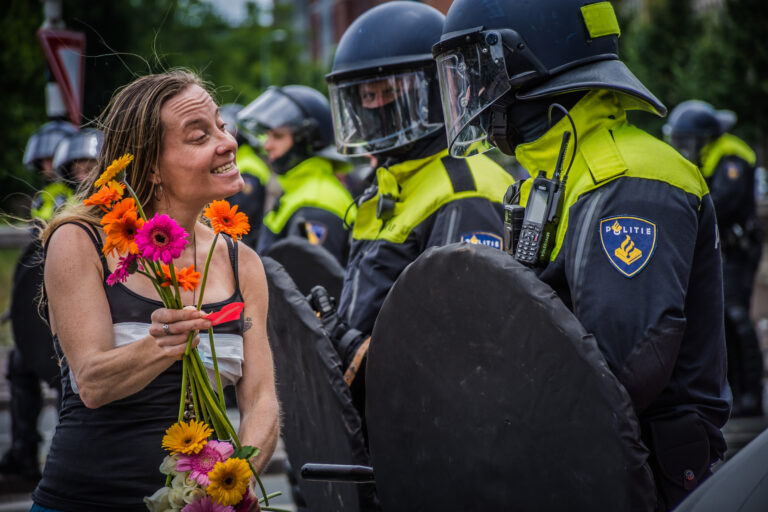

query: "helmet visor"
xmin=238 ymin=88 xmax=306 ymax=140
xmin=435 ymin=33 xmax=511 ymax=158
xmin=328 ymin=69 xmax=442 ymax=155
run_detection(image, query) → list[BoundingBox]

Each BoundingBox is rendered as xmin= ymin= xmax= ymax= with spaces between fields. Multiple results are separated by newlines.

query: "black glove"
xmin=307 ymin=285 xmax=368 ymax=370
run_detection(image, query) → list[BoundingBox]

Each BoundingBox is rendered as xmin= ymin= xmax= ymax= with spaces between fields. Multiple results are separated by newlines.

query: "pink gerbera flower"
xmin=106 ymin=253 xmax=138 ymax=286
xmin=181 ymin=496 xmax=234 ymax=512
xmin=135 ymin=214 xmax=188 ymax=263
xmin=176 ymin=440 xmax=234 ymax=487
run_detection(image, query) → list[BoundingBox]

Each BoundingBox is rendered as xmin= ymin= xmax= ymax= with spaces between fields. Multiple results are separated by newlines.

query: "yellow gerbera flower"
xmin=95 ymin=153 xmax=134 ymax=188
xmin=206 ymin=457 xmax=252 ymax=506
xmin=161 ymin=420 xmax=213 ymax=455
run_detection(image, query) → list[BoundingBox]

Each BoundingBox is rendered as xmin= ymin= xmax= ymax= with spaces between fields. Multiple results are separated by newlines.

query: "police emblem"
xmin=460 ymin=231 xmax=503 ymax=250
xmin=727 ymin=163 xmax=740 ymax=180
xmin=304 ymin=221 xmax=328 ymax=245
xmin=599 ymin=216 xmax=656 ymax=278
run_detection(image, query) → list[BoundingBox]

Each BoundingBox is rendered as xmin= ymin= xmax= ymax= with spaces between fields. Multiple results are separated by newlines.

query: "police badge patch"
xmin=304 ymin=221 xmax=328 ymax=245
xmin=599 ymin=216 xmax=656 ymax=278
xmin=460 ymin=231 xmax=503 ymax=250
xmin=727 ymin=163 xmax=740 ymax=180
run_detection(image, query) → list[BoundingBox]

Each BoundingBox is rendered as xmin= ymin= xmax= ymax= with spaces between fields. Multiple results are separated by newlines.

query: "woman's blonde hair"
xmin=42 ymin=69 xmax=206 ymax=244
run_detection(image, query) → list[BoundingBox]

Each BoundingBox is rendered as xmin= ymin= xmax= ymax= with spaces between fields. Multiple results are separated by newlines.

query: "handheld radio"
xmin=512 ymin=130 xmax=571 ymax=267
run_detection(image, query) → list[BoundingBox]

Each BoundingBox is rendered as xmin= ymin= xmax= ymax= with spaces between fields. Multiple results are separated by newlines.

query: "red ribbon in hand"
xmin=204 ymin=302 xmax=245 ymax=326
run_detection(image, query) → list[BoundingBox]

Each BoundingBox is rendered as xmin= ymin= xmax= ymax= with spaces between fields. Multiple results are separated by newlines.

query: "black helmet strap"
xmin=489 ymin=93 xmax=518 ymax=156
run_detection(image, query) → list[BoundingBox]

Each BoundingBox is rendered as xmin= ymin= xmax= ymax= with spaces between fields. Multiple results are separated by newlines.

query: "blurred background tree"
xmin=0 ymin=0 xmax=327 ymax=216
xmin=2 ymin=0 xmax=767 ymax=216
xmin=617 ymin=0 xmax=768 ymax=156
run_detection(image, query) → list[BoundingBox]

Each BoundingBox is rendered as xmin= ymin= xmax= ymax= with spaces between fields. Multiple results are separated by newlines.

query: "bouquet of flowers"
xmin=84 ymin=154 xmax=281 ymax=511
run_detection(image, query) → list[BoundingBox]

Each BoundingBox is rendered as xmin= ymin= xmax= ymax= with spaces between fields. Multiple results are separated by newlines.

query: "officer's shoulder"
xmin=615 ymin=126 xmax=706 ymax=196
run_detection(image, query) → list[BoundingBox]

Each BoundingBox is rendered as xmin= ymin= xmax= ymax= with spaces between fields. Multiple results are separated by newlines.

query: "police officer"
xmin=52 ymin=127 xmax=103 ymax=185
xmin=322 ymin=2 xmax=514 ymax=408
xmin=220 ymin=103 xmax=270 ymax=249
xmin=238 ymin=86 xmax=356 ymax=264
xmin=431 ymin=1 xmax=729 ymax=509
xmin=665 ymin=101 xmax=764 ymax=417
xmin=0 ymin=121 xmax=82 ymax=491
xmin=23 ymin=121 xmax=78 ymax=219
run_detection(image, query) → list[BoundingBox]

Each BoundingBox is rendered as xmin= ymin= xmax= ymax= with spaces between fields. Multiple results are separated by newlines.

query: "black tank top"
xmin=33 ymin=222 xmax=244 ymax=512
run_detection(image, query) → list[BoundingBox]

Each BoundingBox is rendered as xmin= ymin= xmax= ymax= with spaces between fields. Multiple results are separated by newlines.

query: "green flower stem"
xmin=168 ymin=263 xmax=182 ymax=308
xmin=183 ymin=331 xmax=196 ymax=356
xmin=208 ymin=327 xmax=225 ymax=410
xmin=123 ymin=181 xmax=147 ymax=221
xmin=248 ymin=460 xmax=270 ymax=506
xmin=186 ymin=362 xmax=200 ymax=420
xmin=258 ymin=492 xmax=282 ymax=503
xmin=191 ymin=350 xmax=236 ymax=434
xmin=195 ymin=233 xmax=219 ymax=311
xmin=261 ymin=507 xmax=291 ymax=512
xmin=188 ymin=353 xmax=236 ymax=443
xmin=178 ymin=358 xmax=188 ymax=422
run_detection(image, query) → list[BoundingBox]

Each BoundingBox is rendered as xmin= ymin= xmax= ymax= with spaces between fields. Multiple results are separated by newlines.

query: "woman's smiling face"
xmin=155 ymin=84 xmax=243 ymax=211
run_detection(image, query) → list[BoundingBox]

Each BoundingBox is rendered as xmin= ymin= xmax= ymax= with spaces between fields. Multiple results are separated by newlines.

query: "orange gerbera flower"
xmin=95 ymin=153 xmax=134 ymax=188
xmin=84 ymin=181 xmax=125 ymax=210
xmin=156 ymin=263 xmax=201 ymax=292
xmin=101 ymin=198 xmax=145 ymax=256
xmin=203 ymin=200 xmax=250 ymax=240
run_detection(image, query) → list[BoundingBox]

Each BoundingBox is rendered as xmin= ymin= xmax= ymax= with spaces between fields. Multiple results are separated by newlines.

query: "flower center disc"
xmin=153 ymin=231 xmax=168 ymax=246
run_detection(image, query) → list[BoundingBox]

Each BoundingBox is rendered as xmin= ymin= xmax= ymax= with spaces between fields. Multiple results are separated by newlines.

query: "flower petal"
xmin=204 ymin=302 xmax=245 ymax=326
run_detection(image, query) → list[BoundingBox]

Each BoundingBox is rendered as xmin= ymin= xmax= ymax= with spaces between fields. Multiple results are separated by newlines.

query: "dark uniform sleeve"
xmin=285 ymin=206 xmax=350 ymax=266
xmin=255 ymin=206 xmax=351 ymax=266
xmin=706 ymin=156 xmax=754 ymax=227
xmin=339 ymin=196 xmax=505 ymax=335
xmin=541 ymin=176 xmax=730 ymax=454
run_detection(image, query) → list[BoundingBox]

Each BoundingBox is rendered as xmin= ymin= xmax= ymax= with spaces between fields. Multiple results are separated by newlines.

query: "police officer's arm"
xmin=338 ymin=238 xmax=419 ymax=340
xmin=706 ymin=156 xmax=751 ymax=227
xmin=285 ymin=206 xmax=351 ymax=265
xmin=553 ymin=177 xmax=727 ymax=425
xmin=421 ymin=197 xmax=506 ymax=249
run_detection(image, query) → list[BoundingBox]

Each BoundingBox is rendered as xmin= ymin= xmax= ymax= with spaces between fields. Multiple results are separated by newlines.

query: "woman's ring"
xmin=162 ymin=323 xmax=170 ymax=336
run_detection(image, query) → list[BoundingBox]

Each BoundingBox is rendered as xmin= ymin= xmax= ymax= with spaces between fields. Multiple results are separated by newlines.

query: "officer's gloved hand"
xmin=307 ymin=286 xmax=367 ymax=370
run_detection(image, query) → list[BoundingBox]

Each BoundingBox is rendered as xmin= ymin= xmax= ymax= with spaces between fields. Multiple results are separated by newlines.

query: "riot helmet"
xmin=431 ymin=0 xmax=667 ymax=157
xmin=325 ymin=1 xmax=445 ymax=156
xmin=662 ymin=100 xmax=734 ymax=163
xmin=52 ymin=128 xmax=103 ymax=184
xmin=23 ymin=121 xmax=78 ymax=176
xmin=238 ymin=85 xmax=334 ymax=174
xmin=220 ymin=103 xmax=245 ymax=145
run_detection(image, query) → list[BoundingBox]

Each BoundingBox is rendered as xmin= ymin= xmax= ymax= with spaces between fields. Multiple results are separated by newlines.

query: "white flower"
xmin=168 ymin=487 xmax=186 ymax=509
xmin=183 ymin=486 xmax=206 ymax=504
xmin=160 ymin=454 xmax=180 ymax=476
xmin=144 ymin=486 xmax=174 ymax=512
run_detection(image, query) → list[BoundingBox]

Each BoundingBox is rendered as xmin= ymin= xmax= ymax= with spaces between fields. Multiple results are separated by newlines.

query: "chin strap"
xmin=489 ymin=94 xmax=520 ymax=155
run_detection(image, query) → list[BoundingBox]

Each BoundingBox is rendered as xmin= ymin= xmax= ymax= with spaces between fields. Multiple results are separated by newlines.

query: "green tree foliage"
xmin=618 ymin=0 xmax=767 ymax=157
xmin=0 ymin=0 xmax=48 ymax=214
xmin=1 ymin=0 xmax=326 ymax=215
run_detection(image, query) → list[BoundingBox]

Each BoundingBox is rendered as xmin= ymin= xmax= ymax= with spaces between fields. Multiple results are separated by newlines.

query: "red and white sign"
xmin=37 ymin=28 xmax=86 ymax=125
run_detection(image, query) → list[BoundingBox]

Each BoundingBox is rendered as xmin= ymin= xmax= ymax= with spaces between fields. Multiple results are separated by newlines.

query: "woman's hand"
xmin=149 ymin=306 xmax=211 ymax=359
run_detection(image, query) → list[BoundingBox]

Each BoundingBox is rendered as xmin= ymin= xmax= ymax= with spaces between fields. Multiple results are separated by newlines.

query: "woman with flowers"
xmin=31 ymin=70 xmax=279 ymax=512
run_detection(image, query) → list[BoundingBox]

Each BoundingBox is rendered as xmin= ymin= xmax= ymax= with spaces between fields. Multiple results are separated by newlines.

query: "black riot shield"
xmin=262 ymin=257 xmax=380 ymax=512
xmin=263 ymin=236 xmax=345 ymax=301
xmin=675 ymin=425 xmax=768 ymax=512
xmin=9 ymin=238 xmax=59 ymax=386
xmin=366 ymin=243 xmax=656 ymax=512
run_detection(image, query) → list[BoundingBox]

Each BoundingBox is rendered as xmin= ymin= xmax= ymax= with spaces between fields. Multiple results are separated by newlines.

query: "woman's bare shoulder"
xmin=236 ymin=241 xmax=267 ymax=293
xmin=45 ymin=222 xmax=104 ymax=280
